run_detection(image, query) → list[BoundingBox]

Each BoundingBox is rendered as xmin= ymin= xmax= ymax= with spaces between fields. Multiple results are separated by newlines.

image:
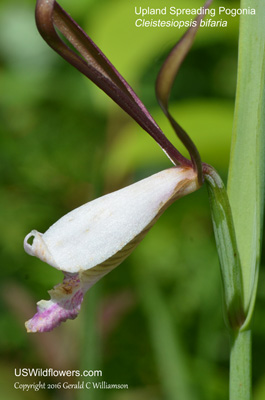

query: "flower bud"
xmin=24 ymin=166 xmax=199 ymax=332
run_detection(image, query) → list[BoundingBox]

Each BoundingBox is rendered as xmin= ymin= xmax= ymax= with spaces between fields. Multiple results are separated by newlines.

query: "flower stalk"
xmin=230 ymin=330 xmax=252 ymax=400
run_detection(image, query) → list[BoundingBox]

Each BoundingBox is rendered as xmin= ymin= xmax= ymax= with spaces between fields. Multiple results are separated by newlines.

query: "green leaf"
xmin=204 ymin=166 xmax=245 ymax=330
xmin=227 ymin=0 xmax=265 ymax=325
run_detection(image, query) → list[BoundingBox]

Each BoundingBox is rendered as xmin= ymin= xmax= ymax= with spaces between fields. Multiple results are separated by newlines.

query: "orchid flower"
xmin=24 ymin=0 xmax=220 ymax=333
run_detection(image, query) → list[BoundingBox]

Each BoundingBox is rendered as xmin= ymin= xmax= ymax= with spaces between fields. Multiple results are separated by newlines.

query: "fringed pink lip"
xmin=25 ymin=274 xmax=84 ymax=333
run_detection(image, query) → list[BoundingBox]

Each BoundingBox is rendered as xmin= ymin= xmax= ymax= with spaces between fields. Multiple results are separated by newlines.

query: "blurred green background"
xmin=1 ymin=0 xmax=265 ymax=399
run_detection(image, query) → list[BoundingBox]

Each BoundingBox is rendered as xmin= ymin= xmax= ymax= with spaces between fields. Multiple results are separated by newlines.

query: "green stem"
xmin=229 ymin=330 xmax=252 ymax=400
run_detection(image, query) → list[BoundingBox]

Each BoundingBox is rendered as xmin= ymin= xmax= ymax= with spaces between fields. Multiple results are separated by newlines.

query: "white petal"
xmin=24 ymin=166 xmax=198 ymax=273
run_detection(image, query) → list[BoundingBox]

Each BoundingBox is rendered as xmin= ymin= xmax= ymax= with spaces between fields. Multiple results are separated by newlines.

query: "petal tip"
xmin=24 ymin=230 xmax=39 ymax=256
xmin=23 ymin=230 xmax=59 ymax=269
